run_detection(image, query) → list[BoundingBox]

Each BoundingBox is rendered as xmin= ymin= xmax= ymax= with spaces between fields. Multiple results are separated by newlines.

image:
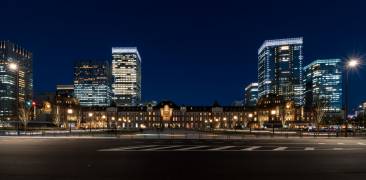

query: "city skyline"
xmin=1 ymin=0 xmax=366 ymax=109
xmin=3 ymin=2 xmax=366 ymax=179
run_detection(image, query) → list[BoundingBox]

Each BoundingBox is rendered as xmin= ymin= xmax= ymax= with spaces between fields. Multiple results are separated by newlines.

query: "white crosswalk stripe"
xmin=143 ymin=145 xmax=184 ymax=151
xmin=175 ymin=146 xmax=208 ymax=151
xmin=357 ymin=142 xmax=366 ymax=145
xmin=273 ymin=147 xmax=288 ymax=151
xmin=242 ymin=146 xmax=262 ymax=151
xmin=98 ymin=144 xmax=358 ymax=152
xmin=209 ymin=146 xmax=235 ymax=151
xmin=337 ymin=143 xmax=344 ymax=145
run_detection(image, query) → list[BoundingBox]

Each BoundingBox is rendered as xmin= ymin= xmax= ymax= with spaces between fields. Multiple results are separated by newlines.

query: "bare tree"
xmin=18 ymin=104 xmax=31 ymax=132
xmin=53 ymin=106 xmax=62 ymax=128
xmin=313 ymin=96 xmax=330 ymax=134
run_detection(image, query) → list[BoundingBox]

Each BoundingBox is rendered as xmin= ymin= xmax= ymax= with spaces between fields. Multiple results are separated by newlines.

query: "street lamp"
xmin=88 ymin=112 xmax=93 ymax=132
xmin=9 ymin=63 xmax=19 ymax=134
xmin=271 ymin=110 xmax=276 ymax=135
xmin=344 ymin=59 xmax=360 ymax=137
xmin=67 ymin=109 xmax=73 ymax=133
xmin=248 ymin=113 xmax=253 ymax=133
xmin=233 ymin=115 xmax=238 ymax=129
xmin=8 ymin=63 xmax=18 ymax=70
xmin=102 ymin=115 xmax=106 ymax=129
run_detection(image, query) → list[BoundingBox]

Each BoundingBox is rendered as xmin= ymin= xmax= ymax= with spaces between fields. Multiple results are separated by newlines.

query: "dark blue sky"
xmin=1 ymin=0 xmax=365 ymax=108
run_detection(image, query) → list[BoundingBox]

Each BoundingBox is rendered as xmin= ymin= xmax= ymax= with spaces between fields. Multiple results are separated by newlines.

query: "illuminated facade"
xmin=258 ymin=37 xmax=304 ymax=105
xmin=256 ymin=94 xmax=304 ymax=128
xmin=0 ymin=41 xmax=33 ymax=121
xmin=79 ymin=101 xmax=256 ymax=129
xmin=112 ymin=47 xmax=141 ymax=106
xmin=244 ymin=82 xmax=258 ymax=107
xmin=55 ymin=85 xmax=80 ymax=127
xmin=304 ymin=59 xmax=343 ymax=117
xmin=74 ymin=61 xmax=112 ymax=107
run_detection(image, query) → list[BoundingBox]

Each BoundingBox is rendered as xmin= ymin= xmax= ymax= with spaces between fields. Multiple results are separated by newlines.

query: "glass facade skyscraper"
xmin=258 ymin=37 xmax=303 ymax=105
xmin=0 ymin=41 xmax=33 ymax=121
xmin=304 ymin=59 xmax=343 ymax=116
xmin=244 ymin=82 xmax=258 ymax=107
xmin=112 ymin=47 xmax=141 ymax=106
xmin=74 ymin=61 xmax=112 ymax=107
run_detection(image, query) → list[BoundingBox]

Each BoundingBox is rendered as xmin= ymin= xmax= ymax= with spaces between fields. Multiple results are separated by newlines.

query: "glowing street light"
xmin=88 ymin=113 xmax=93 ymax=132
xmin=344 ymin=58 xmax=361 ymax=137
xmin=347 ymin=59 xmax=359 ymax=68
xmin=67 ymin=109 xmax=73 ymax=133
xmin=271 ymin=110 xmax=276 ymax=135
xmin=8 ymin=63 xmax=18 ymax=70
xmin=271 ymin=110 xmax=276 ymax=115
xmin=248 ymin=113 xmax=253 ymax=133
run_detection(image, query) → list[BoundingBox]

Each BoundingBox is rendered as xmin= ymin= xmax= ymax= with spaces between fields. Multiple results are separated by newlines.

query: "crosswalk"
xmin=98 ymin=145 xmax=362 ymax=152
xmin=242 ymin=146 xmax=261 ymax=151
xmin=304 ymin=147 xmax=315 ymax=151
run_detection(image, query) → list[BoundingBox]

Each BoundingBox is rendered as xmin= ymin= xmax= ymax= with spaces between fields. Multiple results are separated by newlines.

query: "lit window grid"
xmin=112 ymin=51 xmax=141 ymax=106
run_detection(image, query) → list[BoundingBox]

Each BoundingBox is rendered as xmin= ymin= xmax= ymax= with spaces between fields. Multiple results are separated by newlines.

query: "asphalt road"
xmin=1 ymin=136 xmax=366 ymax=180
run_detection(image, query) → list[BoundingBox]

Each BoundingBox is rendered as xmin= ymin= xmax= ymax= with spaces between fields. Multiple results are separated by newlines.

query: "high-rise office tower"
xmin=112 ymin=47 xmax=141 ymax=106
xmin=0 ymin=41 xmax=33 ymax=121
xmin=74 ymin=61 xmax=112 ymax=107
xmin=258 ymin=37 xmax=303 ymax=105
xmin=304 ymin=59 xmax=343 ymax=116
xmin=244 ymin=82 xmax=258 ymax=107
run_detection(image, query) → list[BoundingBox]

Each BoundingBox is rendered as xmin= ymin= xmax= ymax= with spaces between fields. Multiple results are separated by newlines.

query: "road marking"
xmin=242 ymin=146 xmax=262 ymax=151
xmin=358 ymin=142 xmax=366 ymax=145
xmin=98 ymin=145 xmax=158 ymax=151
xmin=209 ymin=146 xmax=235 ymax=151
xmin=318 ymin=143 xmax=326 ymax=145
xmin=273 ymin=147 xmax=288 ymax=151
xmin=143 ymin=145 xmax=184 ymax=151
xmin=304 ymin=147 xmax=315 ymax=151
xmin=337 ymin=143 xmax=344 ymax=145
xmin=333 ymin=148 xmax=343 ymax=150
xmin=175 ymin=146 xmax=208 ymax=151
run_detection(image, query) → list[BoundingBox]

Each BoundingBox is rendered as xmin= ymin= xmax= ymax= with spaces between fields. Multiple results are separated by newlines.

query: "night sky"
xmin=1 ymin=0 xmax=365 ymax=109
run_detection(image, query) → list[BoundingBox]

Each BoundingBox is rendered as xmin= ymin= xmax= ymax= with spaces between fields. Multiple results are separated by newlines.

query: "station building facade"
xmin=79 ymin=101 xmax=255 ymax=129
xmin=77 ymin=100 xmax=309 ymax=130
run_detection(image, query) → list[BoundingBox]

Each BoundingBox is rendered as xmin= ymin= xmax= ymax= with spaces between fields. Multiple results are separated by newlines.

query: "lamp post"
xmin=344 ymin=59 xmax=360 ymax=137
xmin=9 ymin=63 xmax=19 ymax=135
xmin=88 ymin=112 xmax=93 ymax=133
xmin=271 ymin=110 xmax=276 ymax=135
xmin=248 ymin=113 xmax=253 ymax=133
xmin=67 ymin=109 xmax=73 ymax=133
xmin=111 ymin=116 xmax=115 ymax=129
xmin=102 ymin=115 xmax=106 ymax=130
xmin=233 ymin=115 xmax=238 ymax=129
